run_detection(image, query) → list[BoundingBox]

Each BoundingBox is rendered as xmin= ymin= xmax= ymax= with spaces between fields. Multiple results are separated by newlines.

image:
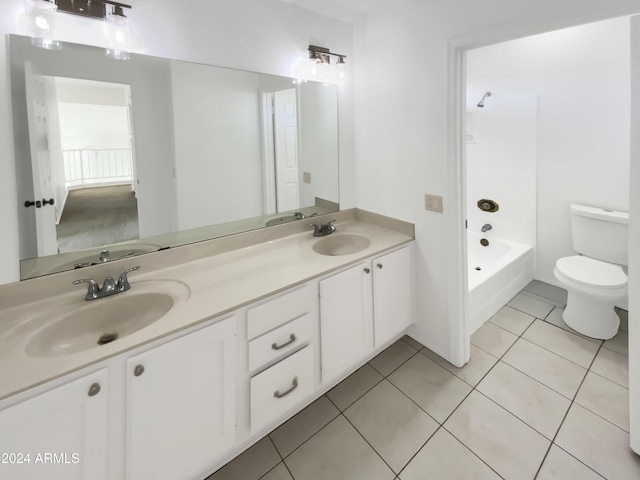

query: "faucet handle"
xmin=117 ymin=266 xmax=141 ymax=292
xmin=72 ymin=279 xmax=99 ymax=300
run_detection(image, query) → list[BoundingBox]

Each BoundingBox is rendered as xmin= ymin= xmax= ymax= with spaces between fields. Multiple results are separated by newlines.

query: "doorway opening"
xmin=26 ymin=74 xmax=139 ymax=253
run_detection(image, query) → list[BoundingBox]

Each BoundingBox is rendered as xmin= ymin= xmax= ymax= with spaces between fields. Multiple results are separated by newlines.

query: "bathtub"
xmin=467 ymin=232 xmax=534 ymax=334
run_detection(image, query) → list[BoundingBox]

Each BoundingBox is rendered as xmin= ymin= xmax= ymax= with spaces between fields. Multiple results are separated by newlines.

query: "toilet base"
xmin=562 ymin=290 xmax=620 ymax=340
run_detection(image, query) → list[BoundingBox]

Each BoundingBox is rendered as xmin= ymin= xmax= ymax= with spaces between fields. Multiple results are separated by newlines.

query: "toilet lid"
xmin=556 ymin=255 xmax=627 ymax=288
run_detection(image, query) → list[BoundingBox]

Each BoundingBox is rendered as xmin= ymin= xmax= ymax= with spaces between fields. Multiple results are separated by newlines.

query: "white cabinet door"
xmin=373 ymin=246 xmax=413 ymax=346
xmin=320 ymin=262 xmax=374 ymax=383
xmin=0 ymin=369 xmax=108 ymax=480
xmin=126 ymin=317 xmax=236 ymax=480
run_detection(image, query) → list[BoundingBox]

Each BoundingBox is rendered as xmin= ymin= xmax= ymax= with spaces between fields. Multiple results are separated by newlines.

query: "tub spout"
xmin=481 ymin=224 xmax=492 ymax=233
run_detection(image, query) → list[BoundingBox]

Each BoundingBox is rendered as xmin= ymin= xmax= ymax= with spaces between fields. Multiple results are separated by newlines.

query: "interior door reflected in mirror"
xmin=9 ymin=34 xmax=340 ymax=280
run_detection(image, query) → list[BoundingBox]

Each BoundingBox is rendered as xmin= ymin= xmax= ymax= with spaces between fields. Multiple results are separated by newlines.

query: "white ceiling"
xmin=282 ymin=0 xmax=640 ymax=31
xmin=280 ymin=0 xmax=385 ymax=22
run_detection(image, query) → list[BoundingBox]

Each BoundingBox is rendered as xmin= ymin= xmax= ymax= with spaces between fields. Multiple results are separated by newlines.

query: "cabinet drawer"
xmin=247 ymin=285 xmax=312 ymax=340
xmin=249 ymin=314 xmax=312 ymax=372
xmin=250 ymin=346 xmax=315 ymax=434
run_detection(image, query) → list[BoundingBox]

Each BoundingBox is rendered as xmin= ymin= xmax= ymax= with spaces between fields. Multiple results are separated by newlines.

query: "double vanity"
xmin=0 ymin=209 xmax=415 ymax=480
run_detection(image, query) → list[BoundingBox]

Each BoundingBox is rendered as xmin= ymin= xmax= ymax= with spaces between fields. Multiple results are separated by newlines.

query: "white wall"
xmin=352 ymin=0 xmax=640 ymax=363
xmin=465 ymin=94 xmax=537 ymax=246
xmin=171 ymin=62 xmax=263 ymax=230
xmin=298 ymin=82 xmax=339 ymax=207
xmin=58 ymin=104 xmax=130 ymax=150
xmin=0 ymin=0 xmax=354 ymax=285
xmin=466 ymin=17 xmax=630 ymax=286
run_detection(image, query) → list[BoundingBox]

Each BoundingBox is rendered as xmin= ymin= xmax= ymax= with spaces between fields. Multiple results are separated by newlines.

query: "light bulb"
xmin=26 ymin=0 xmax=60 ymax=50
xmin=105 ymin=7 xmax=132 ymax=60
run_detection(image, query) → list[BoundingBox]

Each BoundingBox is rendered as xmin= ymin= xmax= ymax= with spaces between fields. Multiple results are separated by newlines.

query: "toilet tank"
xmin=570 ymin=204 xmax=629 ymax=265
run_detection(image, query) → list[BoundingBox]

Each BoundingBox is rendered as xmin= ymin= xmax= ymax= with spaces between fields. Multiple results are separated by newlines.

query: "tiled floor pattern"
xmin=209 ymin=283 xmax=638 ymax=479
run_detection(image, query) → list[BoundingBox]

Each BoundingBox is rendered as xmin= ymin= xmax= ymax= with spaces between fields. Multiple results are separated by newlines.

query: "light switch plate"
xmin=303 ymin=172 xmax=311 ymax=184
xmin=425 ymin=194 xmax=443 ymax=213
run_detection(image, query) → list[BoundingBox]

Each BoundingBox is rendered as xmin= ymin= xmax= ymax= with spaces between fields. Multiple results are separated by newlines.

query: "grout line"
xmin=369 ymin=345 xmax=421 ymax=378
xmin=326 ymin=369 xmax=385 ymax=412
xmin=267 ymin=433 xmax=285 ymax=462
xmin=533 ymin=341 xmax=606 ymax=479
xmin=438 ymin=308 xmax=549 ymax=477
xmin=439 ymin=426 xmax=507 ymax=480
xmin=508 ymin=331 xmax=594 ymax=372
xmin=275 ymin=343 xmax=424 ymax=475
xmin=339 ymin=411 xmax=399 ymax=476
xmin=506 ymin=302 xmax=555 ymax=321
xmin=273 ymin=407 xmax=341 ymax=464
xmin=586 ymin=368 xmax=630 ymax=392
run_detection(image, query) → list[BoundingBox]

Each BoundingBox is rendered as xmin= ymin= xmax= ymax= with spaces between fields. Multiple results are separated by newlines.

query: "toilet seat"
xmin=555 ymin=255 xmax=627 ymax=289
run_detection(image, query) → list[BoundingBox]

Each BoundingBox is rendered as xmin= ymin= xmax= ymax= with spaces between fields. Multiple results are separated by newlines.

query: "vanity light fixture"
xmin=292 ymin=45 xmax=348 ymax=85
xmin=25 ymin=0 xmax=61 ymax=50
xmin=24 ymin=0 xmax=133 ymax=59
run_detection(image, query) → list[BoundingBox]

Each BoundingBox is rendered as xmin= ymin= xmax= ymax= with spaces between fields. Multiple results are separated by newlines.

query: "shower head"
xmin=477 ymin=91 xmax=492 ymax=108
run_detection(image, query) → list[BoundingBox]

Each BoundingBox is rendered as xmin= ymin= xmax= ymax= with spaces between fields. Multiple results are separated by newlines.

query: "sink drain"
xmin=98 ymin=333 xmax=119 ymax=345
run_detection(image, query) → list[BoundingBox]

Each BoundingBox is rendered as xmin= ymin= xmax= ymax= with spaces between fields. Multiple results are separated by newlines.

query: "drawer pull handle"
xmin=364 ymin=267 xmax=371 ymax=274
xmin=272 ymin=334 xmax=296 ymax=351
xmin=134 ymin=365 xmax=145 ymax=377
xmin=274 ymin=377 xmax=298 ymax=399
xmin=377 ymin=263 xmax=383 ymax=269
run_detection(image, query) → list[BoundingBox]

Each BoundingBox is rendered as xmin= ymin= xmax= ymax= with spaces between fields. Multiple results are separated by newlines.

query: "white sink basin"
xmin=25 ymin=281 xmax=189 ymax=357
xmin=312 ymin=234 xmax=371 ymax=256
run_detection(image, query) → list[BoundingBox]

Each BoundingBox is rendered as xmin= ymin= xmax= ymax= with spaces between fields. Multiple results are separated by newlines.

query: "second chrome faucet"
xmin=310 ymin=220 xmax=336 ymax=237
xmin=73 ymin=266 xmax=141 ymax=301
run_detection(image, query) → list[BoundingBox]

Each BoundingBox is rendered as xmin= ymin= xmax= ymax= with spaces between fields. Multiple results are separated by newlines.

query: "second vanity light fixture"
xmin=25 ymin=0 xmax=133 ymax=60
xmin=292 ymin=45 xmax=348 ymax=85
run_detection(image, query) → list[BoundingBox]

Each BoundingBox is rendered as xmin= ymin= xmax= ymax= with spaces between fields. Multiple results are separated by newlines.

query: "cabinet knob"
xmin=364 ymin=267 xmax=370 ymax=274
xmin=134 ymin=365 xmax=145 ymax=377
xmin=377 ymin=263 xmax=383 ymax=269
xmin=88 ymin=383 xmax=101 ymax=397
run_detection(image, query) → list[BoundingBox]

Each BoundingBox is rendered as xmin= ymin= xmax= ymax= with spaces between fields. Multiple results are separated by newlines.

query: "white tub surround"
xmin=467 ymin=232 xmax=534 ymax=333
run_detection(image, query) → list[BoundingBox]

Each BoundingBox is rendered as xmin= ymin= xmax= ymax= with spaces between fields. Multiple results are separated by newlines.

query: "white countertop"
xmin=0 ymin=218 xmax=413 ymax=401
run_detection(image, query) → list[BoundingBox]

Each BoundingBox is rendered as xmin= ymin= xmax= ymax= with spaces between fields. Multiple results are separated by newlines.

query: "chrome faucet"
xmin=310 ymin=220 xmax=336 ymax=237
xmin=481 ymin=224 xmax=492 ymax=233
xmin=73 ymin=266 xmax=141 ymax=301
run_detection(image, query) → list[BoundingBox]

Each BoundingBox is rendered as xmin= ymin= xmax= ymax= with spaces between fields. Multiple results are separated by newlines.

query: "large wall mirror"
xmin=9 ymin=35 xmax=339 ymax=280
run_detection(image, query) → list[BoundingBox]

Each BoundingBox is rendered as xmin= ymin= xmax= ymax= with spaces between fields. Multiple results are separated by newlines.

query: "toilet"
xmin=553 ymin=204 xmax=628 ymax=340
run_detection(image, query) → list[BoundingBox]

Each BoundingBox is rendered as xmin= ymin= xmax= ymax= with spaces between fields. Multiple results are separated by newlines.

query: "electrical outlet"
xmin=303 ymin=172 xmax=311 ymax=184
xmin=425 ymin=194 xmax=443 ymax=213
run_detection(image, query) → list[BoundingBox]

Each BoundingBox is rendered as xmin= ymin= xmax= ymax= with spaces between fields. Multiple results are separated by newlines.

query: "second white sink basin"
xmin=26 ymin=281 xmax=189 ymax=357
xmin=312 ymin=234 xmax=371 ymax=256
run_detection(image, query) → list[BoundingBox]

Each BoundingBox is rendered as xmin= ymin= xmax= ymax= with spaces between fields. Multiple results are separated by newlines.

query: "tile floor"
xmin=208 ymin=282 xmax=639 ymax=479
